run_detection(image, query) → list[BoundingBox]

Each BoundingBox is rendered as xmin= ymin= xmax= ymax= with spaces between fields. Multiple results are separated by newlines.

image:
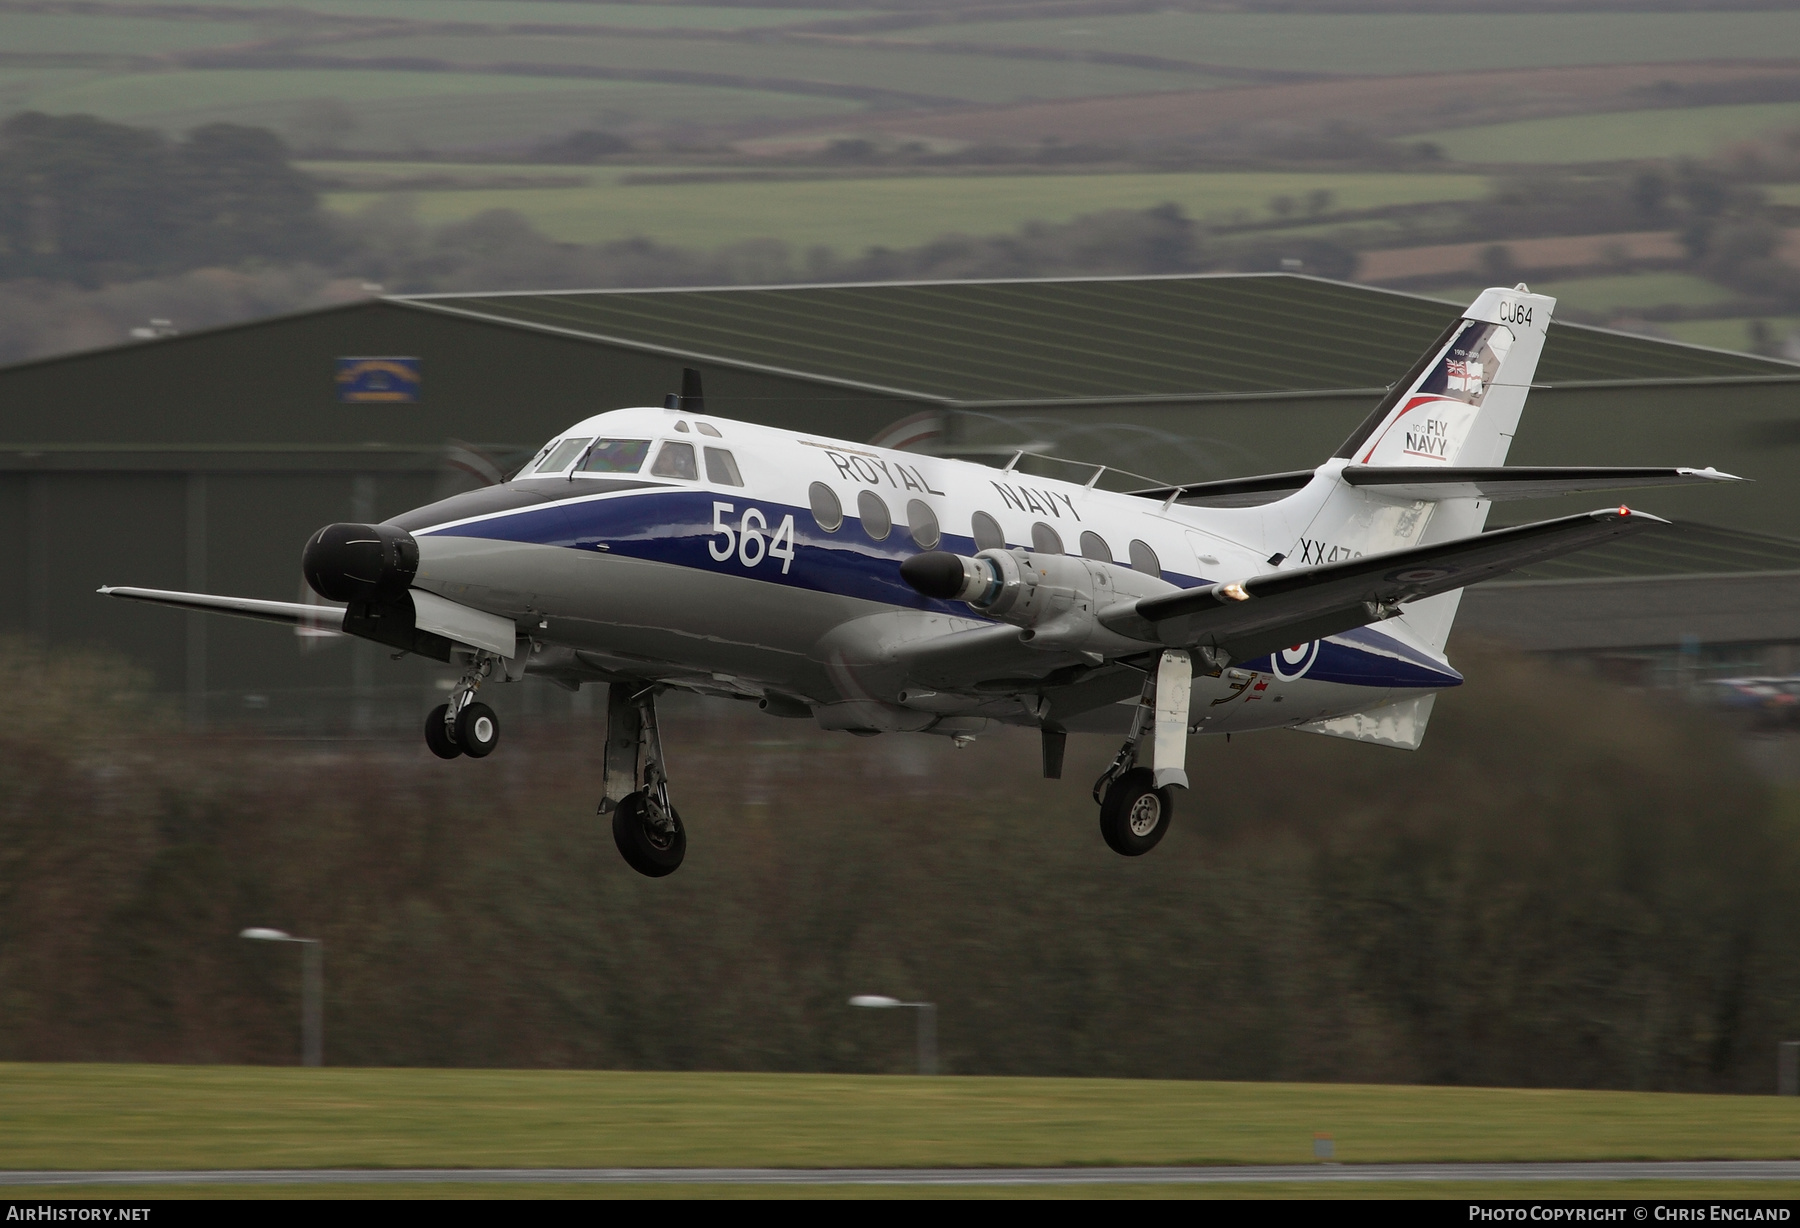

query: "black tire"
xmin=1099 ymin=767 xmax=1174 ymax=857
xmin=456 ymin=702 xmax=499 ymax=758
xmin=424 ymin=704 xmax=462 ymax=759
xmin=612 ymin=791 xmax=686 ymax=878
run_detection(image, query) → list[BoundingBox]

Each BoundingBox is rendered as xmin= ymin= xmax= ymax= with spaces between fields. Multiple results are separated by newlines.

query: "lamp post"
xmin=849 ymin=994 xmax=937 ymax=1075
xmin=240 ymin=927 xmax=322 ymax=1067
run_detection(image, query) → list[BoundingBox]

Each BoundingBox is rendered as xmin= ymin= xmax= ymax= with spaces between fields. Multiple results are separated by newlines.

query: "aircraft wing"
xmin=98 ymin=586 xmax=345 ymax=629
xmin=1099 ymin=507 xmax=1664 ymax=664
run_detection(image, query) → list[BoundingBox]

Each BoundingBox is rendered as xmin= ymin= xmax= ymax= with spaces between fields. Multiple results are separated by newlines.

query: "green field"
xmin=1421 ymin=102 xmax=1800 ymax=165
xmin=324 ymin=34 xmax=1211 ymax=106
xmin=1661 ymin=317 xmax=1800 ymax=355
xmin=320 ymin=169 xmax=1489 ymax=252
xmin=1429 ymin=272 xmax=1739 ymax=317
xmin=0 ymin=12 xmax=261 ymax=53
xmin=24 ymin=70 xmax=860 ymax=149
xmin=3 ymin=1064 xmax=1799 ymax=1172
xmin=935 ymin=10 xmax=1800 ymax=76
xmin=66 ymin=1 xmax=859 ymax=29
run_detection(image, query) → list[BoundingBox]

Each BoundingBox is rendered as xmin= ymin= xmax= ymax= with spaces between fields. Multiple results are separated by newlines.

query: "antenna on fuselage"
xmin=663 ymin=366 xmax=706 ymax=412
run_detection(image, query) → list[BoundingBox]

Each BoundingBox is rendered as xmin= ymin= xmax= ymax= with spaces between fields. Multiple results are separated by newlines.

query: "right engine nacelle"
xmin=899 ymin=548 xmax=1177 ymax=659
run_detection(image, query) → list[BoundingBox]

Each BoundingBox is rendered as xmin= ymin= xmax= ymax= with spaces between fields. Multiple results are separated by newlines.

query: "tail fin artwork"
xmin=1334 ymin=285 xmax=1551 ymax=471
xmin=1286 ymin=286 xmax=1556 ymax=654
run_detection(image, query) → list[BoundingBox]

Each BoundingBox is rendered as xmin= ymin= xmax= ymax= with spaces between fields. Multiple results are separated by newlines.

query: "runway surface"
xmin=6 ymin=1162 xmax=1800 ymax=1185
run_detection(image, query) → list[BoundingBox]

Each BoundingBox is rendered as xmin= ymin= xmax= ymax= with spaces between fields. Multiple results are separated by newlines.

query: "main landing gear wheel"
xmin=456 ymin=702 xmax=499 ymax=758
xmin=1099 ymin=767 xmax=1174 ymax=857
xmin=424 ymin=704 xmax=461 ymax=759
xmin=612 ymin=791 xmax=686 ymax=878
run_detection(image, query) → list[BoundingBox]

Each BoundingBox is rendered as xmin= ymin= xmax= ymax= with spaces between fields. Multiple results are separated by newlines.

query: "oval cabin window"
xmin=1129 ymin=539 xmax=1161 ymax=577
xmin=1080 ymin=531 xmax=1112 ymax=562
xmin=858 ymin=490 xmax=892 ymax=541
xmin=907 ymin=500 xmax=941 ymax=549
xmin=809 ymin=482 xmax=842 ymax=532
xmin=971 ymin=511 xmax=1004 ymax=552
xmin=1031 ymin=522 xmax=1064 ymax=555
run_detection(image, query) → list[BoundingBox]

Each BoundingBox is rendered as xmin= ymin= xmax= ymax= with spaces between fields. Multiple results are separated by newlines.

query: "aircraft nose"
xmin=302 ymin=522 xmax=419 ymax=603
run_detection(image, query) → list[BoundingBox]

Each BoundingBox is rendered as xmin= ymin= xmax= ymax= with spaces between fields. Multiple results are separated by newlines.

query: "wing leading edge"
xmin=1099 ymin=507 xmax=1665 ymax=664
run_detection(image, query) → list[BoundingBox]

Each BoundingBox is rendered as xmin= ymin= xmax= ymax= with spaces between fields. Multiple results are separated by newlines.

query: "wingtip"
xmin=1598 ymin=506 xmax=1671 ymax=524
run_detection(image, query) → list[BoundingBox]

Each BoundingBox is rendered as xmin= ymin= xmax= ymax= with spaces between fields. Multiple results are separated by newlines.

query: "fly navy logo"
xmin=822 ymin=450 xmax=945 ymax=495
xmin=336 ymin=356 xmax=420 ymax=403
xmin=1404 ymin=414 xmax=1452 ymax=459
xmin=990 ymin=481 xmax=1081 ymax=521
xmin=1296 ymin=538 xmax=1362 ymax=565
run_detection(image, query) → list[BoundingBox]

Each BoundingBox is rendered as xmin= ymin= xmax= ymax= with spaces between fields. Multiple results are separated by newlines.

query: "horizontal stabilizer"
xmin=1099 ymin=507 xmax=1664 ymax=664
xmin=1131 ymin=465 xmax=1738 ymax=508
xmin=98 ymin=586 xmax=345 ymax=630
xmin=1342 ymin=464 xmax=1741 ymax=501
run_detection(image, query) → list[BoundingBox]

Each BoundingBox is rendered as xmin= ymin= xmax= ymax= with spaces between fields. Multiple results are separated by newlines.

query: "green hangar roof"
xmin=400 ymin=274 xmax=1793 ymax=405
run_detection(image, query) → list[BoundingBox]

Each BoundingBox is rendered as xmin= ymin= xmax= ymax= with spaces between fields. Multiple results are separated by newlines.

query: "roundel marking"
xmin=1271 ymin=641 xmax=1320 ymax=680
xmin=1385 ymin=564 xmax=1458 ymax=585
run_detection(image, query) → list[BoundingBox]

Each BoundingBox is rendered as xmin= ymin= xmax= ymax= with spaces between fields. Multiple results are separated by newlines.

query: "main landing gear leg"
xmin=424 ymin=652 xmax=502 ymax=760
xmin=1093 ymin=649 xmax=1192 ymax=857
xmin=601 ymin=682 xmax=687 ymax=878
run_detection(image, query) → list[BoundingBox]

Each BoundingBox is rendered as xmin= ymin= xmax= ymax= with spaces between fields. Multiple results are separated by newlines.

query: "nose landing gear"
xmin=600 ymin=682 xmax=687 ymax=877
xmin=423 ymin=653 xmax=503 ymax=760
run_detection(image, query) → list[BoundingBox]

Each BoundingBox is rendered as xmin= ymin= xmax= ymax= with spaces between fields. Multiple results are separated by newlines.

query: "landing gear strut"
xmin=1093 ymin=649 xmax=1192 ymax=857
xmin=424 ymin=652 xmax=502 ymax=760
xmin=601 ymin=683 xmax=686 ymax=878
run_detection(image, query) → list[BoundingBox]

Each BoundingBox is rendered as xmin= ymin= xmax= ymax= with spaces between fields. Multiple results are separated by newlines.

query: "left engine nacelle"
xmin=302 ymin=522 xmax=420 ymax=603
xmin=900 ymin=548 xmax=1175 ymax=658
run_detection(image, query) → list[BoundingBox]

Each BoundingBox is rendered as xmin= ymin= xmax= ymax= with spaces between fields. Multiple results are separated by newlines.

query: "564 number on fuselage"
xmin=709 ymin=501 xmax=797 ymax=574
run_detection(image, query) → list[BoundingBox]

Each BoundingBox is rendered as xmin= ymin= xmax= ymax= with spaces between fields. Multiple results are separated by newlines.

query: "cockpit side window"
xmin=703 ymin=447 xmax=743 ymax=487
xmin=651 ymin=440 xmax=698 ymax=480
xmin=533 ymin=437 xmax=592 ymax=474
xmin=578 ymin=439 xmax=651 ymax=475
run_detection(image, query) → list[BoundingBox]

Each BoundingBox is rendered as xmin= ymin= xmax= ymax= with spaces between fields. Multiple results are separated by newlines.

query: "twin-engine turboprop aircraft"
xmin=104 ymin=286 xmax=1740 ymax=876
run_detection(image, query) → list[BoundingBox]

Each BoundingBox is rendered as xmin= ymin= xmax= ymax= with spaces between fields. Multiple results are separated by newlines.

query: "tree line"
xmin=0 ymin=636 xmax=1793 ymax=1091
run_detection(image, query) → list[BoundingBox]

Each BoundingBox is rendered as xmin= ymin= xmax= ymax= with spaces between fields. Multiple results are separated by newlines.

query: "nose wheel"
xmin=423 ymin=655 xmax=503 ymax=760
xmin=600 ymin=683 xmax=688 ymax=877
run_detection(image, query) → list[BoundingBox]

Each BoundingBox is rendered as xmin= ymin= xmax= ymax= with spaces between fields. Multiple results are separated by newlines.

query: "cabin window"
xmin=907 ymin=499 xmax=940 ymax=549
xmin=533 ymin=437 xmax=592 ymax=474
xmin=651 ymin=440 xmax=698 ymax=480
xmin=696 ymin=422 xmax=722 ymax=437
xmin=809 ymin=482 xmax=842 ymax=532
xmin=970 ymin=511 xmax=1004 ymax=552
xmin=858 ymin=490 xmax=892 ymax=541
xmin=577 ymin=439 xmax=650 ymax=475
xmin=1129 ymin=539 xmax=1161 ymax=577
xmin=673 ymin=421 xmax=690 ymax=433
xmin=1031 ymin=522 xmax=1064 ymax=555
xmin=704 ymin=447 xmax=744 ymax=487
xmin=1080 ymin=531 xmax=1112 ymax=562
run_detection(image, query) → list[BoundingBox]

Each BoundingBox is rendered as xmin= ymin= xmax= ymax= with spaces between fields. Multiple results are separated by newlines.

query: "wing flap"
xmin=1100 ymin=508 xmax=1664 ymax=662
xmin=99 ymin=586 xmax=346 ymax=630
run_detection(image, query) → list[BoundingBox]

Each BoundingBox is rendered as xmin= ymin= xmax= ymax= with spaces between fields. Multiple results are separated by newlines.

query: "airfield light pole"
xmin=240 ymin=927 xmax=323 ymax=1067
xmin=849 ymin=995 xmax=937 ymax=1076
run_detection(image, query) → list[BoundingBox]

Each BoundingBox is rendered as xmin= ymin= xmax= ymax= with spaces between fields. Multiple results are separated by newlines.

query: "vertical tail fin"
xmin=1290 ymin=286 xmax=1557 ymax=653
xmin=1334 ymin=286 xmax=1554 ymax=469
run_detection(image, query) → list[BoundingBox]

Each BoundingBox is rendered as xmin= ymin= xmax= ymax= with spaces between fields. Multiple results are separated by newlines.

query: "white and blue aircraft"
xmin=103 ymin=286 xmax=1739 ymax=876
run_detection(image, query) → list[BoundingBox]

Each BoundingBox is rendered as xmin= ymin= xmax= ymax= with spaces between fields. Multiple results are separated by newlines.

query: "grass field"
xmin=6 ymin=1181 xmax=1800 ymax=1200
xmin=1421 ymin=102 xmax=1800 ymax=165
xmin=3 ymin=1064 xmax=1799 ymax=1173
xmin=1661 ymin=317 xmax=1800 ymax=356
xmin=320 ymin=169 xmax=1489 ymax=251
xmin=323 ymin=34 xmax=1211 ymax=106
xmin=935 ymin=10 xmax=1800 ymax=76
xmin=1428 ymin=272 xmax=1739 ymax=317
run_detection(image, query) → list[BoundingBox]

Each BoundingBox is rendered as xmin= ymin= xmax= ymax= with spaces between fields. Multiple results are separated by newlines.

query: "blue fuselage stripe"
xmin=421 ymin=489 xmax=1460 ymax=690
